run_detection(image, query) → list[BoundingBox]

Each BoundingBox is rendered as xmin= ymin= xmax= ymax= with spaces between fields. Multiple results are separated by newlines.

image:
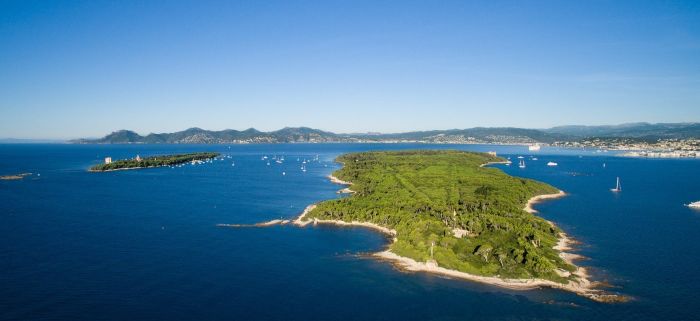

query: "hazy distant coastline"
xmin=68 ymin=122 xmax=700 ymax=145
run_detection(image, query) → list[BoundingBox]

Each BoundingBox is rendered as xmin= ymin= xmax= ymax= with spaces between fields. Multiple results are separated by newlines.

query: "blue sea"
xmin=2 ymin=143 xmax=700 ymax=321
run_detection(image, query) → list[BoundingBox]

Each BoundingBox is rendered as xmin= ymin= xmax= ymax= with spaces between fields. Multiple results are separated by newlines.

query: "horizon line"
xmin=3 ymin=121 xmax=699 ymax=141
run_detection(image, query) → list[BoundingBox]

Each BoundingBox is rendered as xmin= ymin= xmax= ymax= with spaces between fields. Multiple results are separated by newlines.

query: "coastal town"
xmin=553 ymin=138 xmax=700 ymax=158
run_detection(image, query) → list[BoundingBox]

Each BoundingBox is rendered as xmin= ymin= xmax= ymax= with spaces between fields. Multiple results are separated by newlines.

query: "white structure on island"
xmin=135 ymin=155 xmax=142 ymax=162
xmin=104 ymin=157 xmax=112 ymax=164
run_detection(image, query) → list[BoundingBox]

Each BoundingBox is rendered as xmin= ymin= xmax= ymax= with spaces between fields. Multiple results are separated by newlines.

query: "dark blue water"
xmin=2 ymin=144 xmax=700 ymax=321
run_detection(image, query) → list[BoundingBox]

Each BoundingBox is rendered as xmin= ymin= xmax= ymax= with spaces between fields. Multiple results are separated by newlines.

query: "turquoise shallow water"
xmin=2 ymin=143 xmax=700 ymax=320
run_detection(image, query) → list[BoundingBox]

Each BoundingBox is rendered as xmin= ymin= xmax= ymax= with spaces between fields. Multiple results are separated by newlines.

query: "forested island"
xmin=89 ymin=152 xmax=219 ymax=171
xmin=294 ymin=150 xmax=622 ymax=302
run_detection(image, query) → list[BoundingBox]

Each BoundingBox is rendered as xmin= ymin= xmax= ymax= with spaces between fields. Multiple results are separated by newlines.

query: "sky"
xmin=1 ymin=1 xmax=699 ymax=139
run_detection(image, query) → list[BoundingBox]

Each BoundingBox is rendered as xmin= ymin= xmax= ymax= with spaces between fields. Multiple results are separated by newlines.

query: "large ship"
xmin=687 ymin=201 xmax=700 ymax=209
xmin=528 ymin=144 xmax=541 ymax=151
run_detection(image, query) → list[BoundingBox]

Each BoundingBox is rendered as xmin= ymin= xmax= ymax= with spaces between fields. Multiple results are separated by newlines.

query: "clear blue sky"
xmin=1 ymin=1 xmax=699 ymax=139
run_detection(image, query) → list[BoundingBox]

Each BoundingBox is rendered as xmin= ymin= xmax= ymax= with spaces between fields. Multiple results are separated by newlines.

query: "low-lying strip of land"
xmin=89 ymin=152 xmax=220 ymax=171
xmin=0 ymin=173 xmax=32 ymax=180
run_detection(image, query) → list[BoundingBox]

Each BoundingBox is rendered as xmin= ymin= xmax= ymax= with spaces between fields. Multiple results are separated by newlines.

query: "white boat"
xmin=519 ymin=159 xmax=526 ymax=168
xmin=611 ymin=177 xmax=621 ymax=192
xmin=547 ymin=162 xmax=558 ymax=166
xmin=531 ymin=157 xmax=538 ymax=161
xmin=528 ymin=144 xmax=541 ymax=151
xmin=517 ymin=156 xmax=524 ymax=159
xmin=686 ymin=201 xmax=700 ymax=208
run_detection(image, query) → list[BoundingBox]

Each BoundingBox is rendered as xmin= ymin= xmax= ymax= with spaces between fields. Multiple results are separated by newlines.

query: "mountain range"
xmin=72 ymin=122 xmax=700 ymax=144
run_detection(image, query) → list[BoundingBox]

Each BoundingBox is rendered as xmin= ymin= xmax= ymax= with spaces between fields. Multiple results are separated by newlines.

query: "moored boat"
xmin=611 ymin=177 xmax=622 ymax=192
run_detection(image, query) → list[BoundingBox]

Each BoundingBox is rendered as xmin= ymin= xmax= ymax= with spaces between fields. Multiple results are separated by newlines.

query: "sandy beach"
xmin=328 ymin=175 xmax=350 ymax=185
xmin=479 ymin=160 xmax=512 ymax=167
xmin=327 ymin=174 xmax=355 ymax=193
xmin=524 ymin=190 xmax=567 ymax=213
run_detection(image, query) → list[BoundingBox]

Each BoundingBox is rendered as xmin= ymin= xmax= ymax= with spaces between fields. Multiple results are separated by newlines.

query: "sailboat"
xmin=519 ymin=159 xmax=526 ymax=168
xmin=611 ymin=177 xmax=621 ymax=192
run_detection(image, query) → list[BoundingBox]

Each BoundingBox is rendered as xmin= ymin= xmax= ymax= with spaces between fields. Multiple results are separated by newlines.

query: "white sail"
xmin=611 ymin=177 xmax=621 ymax=192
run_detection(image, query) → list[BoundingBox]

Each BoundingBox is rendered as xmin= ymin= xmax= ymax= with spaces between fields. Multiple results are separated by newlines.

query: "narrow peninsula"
xmin=293 ymin=150 xmax=623 ymax=302
xmin=90 ymin=152 xmax=219 ymax=171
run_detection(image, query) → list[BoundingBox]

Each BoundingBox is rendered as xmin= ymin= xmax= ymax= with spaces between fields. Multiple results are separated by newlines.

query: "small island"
xmin=293 ymin=150 xmax=623 ymax=302
xmin=89 ymin=152 xmax=220 ymax=171
xmin=0 ymin=173 xmax=32 ymax=180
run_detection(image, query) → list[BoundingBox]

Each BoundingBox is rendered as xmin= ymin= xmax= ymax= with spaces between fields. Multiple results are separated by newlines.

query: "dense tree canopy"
xmin=307 ymin=150 xmax=574 ymax=282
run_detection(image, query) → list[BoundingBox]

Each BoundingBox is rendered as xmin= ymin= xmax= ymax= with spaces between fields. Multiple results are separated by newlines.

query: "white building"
xmin=104 ymin=157 xmax=112 ymax=164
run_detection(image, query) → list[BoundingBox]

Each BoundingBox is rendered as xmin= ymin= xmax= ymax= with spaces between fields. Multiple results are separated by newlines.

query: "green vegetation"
xmin=90 ymin=152 xmax=220 ymax=171
xmin=306 ymin=150 xmax=575 ymax=282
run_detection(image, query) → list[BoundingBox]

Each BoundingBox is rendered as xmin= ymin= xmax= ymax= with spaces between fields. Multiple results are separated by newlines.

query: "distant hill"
xmin=546 ymin=122 xmax=700 ymax=139
xmin=73 ymin=127 xmax=342 ymax=144
xmin=73 ymin=122 xmax=700 ymax=144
